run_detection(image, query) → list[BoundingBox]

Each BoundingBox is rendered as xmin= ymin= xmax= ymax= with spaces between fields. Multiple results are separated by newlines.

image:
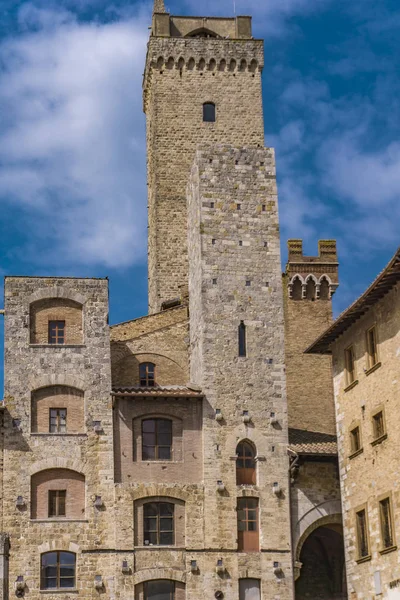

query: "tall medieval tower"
xmin=144 ymin=0 xmax=265 ymax=313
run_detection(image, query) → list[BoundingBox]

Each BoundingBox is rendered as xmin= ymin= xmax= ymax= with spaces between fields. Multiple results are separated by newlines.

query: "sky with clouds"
xmin=0 ymin=0 xmax=399 ymax=389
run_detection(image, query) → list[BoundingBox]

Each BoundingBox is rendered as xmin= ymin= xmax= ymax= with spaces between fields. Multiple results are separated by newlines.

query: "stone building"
xmin=307 ymin=247 xmax=400 ymax=600
xmin=0 ymin=2 xmax=347 ymax=599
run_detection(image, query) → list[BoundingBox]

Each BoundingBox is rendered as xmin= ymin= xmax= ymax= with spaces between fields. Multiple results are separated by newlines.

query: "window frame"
xmin=48 ymin=490 xmax=67 ymax=518
xmin=236 ymin=441 xmax=256 ymax=485
xmin=40 ymin=551 xmax=76 ymax=590
xmin=366 ymin=325 xmax=379 ymax=370
xmin=143 ymin=501 xmax=175 ymax=546
xmin=49 ymin=408 xmax=67 ymax=434
xmin=355 ymin=505 xmax=371 ymax=562
xmin=203 ymin=102 xmax=216 ymax=123
xmin=372 ymin=407 xmax=386 ymax=443
xmin=144 ymin=580 xmax=175 ymax=600
xmin=237 ymin=497 xmax=259 ymax=552
xmin=139 ymin=362 xmax=156 ymax=387
xmin=378 ymin=494 xmax=396 ymax=552
xmin=141 ymin=418 xmax=173 ymax=461
xmin=349 ymin=423 xmax=362 ymax=457
xmin=48 ymin=320 xmax=66 ymax=345
xmin=344 ymin=345 xmax=357 ymax=388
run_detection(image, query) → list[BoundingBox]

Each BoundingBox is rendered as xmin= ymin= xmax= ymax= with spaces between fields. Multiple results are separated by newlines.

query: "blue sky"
xmin=0 ymin=0 xmax=399 ymax=391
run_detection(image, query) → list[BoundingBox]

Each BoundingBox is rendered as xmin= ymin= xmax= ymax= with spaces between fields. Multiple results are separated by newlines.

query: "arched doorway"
xmin=295 ymin=523 xmax=347 ymax=600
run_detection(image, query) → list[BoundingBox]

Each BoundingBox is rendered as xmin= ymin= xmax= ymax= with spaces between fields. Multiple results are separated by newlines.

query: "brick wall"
xmin=30 ymin=298 xmax=83 ymax=345
xmin=31 ymin=386 xmax=84 ymax=434
xmin=31 ymin=468 xmax=85 ymax=520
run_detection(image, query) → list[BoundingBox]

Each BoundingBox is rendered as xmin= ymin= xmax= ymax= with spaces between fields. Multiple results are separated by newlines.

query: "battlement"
xmin=285 ymin=240 xmax=339 ymax=300
xmin=287 ymin=239 xmax=338 ymax=264
xmin=151 ymin=12 xmax=253 ymax=40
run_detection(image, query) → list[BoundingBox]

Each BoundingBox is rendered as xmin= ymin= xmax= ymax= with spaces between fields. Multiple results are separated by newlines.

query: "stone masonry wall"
xmin=144 ymin=35 xmax=265 ymax=313
xmin=332 ymin=282 xmax=400 ymax=599
xmin=187 ymin=145 xmax=294 ymax=600
xmin=3 ymin=277 xmax=116 ymax=599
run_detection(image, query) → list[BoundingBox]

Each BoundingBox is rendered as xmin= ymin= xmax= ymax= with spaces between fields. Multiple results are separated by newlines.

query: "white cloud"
xmin=0 ymin=3 xmax=149 ymax=268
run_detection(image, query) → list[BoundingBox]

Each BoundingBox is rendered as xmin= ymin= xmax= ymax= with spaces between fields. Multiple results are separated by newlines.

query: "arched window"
xmin=142 ymin=418 xmax=172 ymax=460
xmin=236 ymin=441 xmax=256 ymax=485
xmin=306 ymin=278 xmax=316 ymax=300
xmin=144 ymin=502 xmax=174 ymax=546
xmin=31 ymin=468 xmax=85 ymax=520
xmin=41 ymin=551 xmax=76 ymax=590
xmin=144 ymin=580 xmax=175 ymax=600
xmin=31 ymin=385 xmax=84 ymax=434
xmin=203 ymin=102 xmax=216 ymax=123
xmin=291 ymin=277 xmax=303 ymax=301
xmin=319 ymin=277 xmax=330 ymax=300
xmin=139 ymin=362 xmax=155 ymax=387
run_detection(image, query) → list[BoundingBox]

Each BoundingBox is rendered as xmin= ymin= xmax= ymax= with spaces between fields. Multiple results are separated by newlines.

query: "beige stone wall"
xmin=30 ymin=298 xmax=83 ymax=345
xmin=114 ymin=396 xmax=202 ymax=484
xmin=31 ymin=386 xmax=84 ymax=433
xmin=332 ymin=282 xmax=400 ymax=599
xmin=31 ymin=468 xmax=85 ymax=520
xmin=144 ymin=35 xmax=265 ymax=312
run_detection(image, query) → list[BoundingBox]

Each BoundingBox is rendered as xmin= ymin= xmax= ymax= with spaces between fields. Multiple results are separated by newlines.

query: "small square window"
xmin=212 ymin=278 xmax=217 ymax=285
xmin=239 ymin=241 xmax=243 ymax=246
xmin=210 ymin=202 xmax=215 ymax=209
xmin=264 ymin=242 xmax=268 ymax=248
xmin=246 ymin=281 xmax=251 ymax=287
xmin=372 ymin=411 xmax=385 ymax=440
xmin=237 ymin=204 xmax=241 ymax=210
xmin=48 ymin=321 xmax=65 ymax=345
xmin=212 ymin=239 xmax=216 ymax=245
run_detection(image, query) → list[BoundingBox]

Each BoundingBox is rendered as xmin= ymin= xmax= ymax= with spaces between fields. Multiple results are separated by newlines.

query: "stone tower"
xmin=283 ymin=239 xmax=339 ymax=434
xmin=144 ymin=3 xmax=265 ymax=313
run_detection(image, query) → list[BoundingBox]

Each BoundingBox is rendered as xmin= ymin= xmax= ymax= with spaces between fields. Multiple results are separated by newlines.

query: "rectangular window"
xmin=350 ymin=426 xmax=361 ymax=454
xmin=239 ymin=579 xmax=261 ymax=600
xmin=48 ymin=321 xmax=65 ymax=345
xmin=142 ymin=419 xmax=172 ymax=460
xmin=237 ymin=498 xmax=259 ymax=552
xmin=238 ymin=321 xmax=247 ymax=357
xmin=366 ymin=326 xmax=378 ymax=368
xmin=345 ymin=345 xmax=355 ymax=385
xmin=356 ymin=508 xmax=370 ymax=559
xmin=139 ymin=363 xmax=155 ymax=387
xmin=144 ymin=580 xmax=175 ymax=600
xmin=373 ymin=411 xmax=385 ymax=440
xmin=48 ymin=490 xmax=66 ymax=518
xmin=49 ymin=408 xmax=67 ymax=433
xmin=143 ymin=502 xmax=174 ymax=546
xmin=41 ymin=551 xmax=75 ymax=590
xmin=379 ymin=497 xmax=394 ymax=549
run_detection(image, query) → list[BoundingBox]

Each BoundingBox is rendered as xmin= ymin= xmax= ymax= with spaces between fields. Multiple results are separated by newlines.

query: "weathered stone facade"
xmin=307 ymin=250 xmax=400 ymax=600
xmin=0 ymin=3 xmax=348 ymax=599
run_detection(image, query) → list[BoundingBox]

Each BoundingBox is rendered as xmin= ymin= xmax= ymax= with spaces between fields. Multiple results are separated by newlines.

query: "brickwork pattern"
xmin=31 ymin=468 xmax=85 ymax=520
xmin=31 ymin=386 xmax=84 ymax=434
xmin=30 ymin=298 xmax=83 ymax=345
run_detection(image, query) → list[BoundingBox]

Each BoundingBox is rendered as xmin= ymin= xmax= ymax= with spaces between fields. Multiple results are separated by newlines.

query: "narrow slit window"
xmin=48 ymin=321 xmax=65 ymax=345
xmin=238 ymin=321 xmax=246 ymax=357
xmin=373 ymin=411 xmax=385 ymax=440
xmin=48 ymin=490 xmax=66 ymax=518
xmin=356 ymin=508 xmax=370 ymax=558
xmin=350 ymin=426 xmax=361 ymax=454
xmin=367 ymin=326 xmax=378 ymax=368
xmin=379 ymin=497 xmax=394 ymax=549
xmin=345 ymin=346 xmax=356 ymax=385
xmin=203 ymin=102 xmax=216 ymax=122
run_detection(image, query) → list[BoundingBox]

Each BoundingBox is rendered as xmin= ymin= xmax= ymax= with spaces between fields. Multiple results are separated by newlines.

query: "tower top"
xmin=153 ymin=0 xmax=166 ymax=14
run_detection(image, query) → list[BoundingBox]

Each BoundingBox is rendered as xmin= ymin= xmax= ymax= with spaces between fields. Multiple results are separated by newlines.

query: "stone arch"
xmin=31 ymin=468 xmax=85 ymax=519
xmin=30 ymin=457 xmax=85 ymax=477
xmin=166 ymin=57 xmax=174 ymax=69
xmin=305 ymin=275 xmax=317 ymax=300
xmin=319 ymin=274 xmax=332 ymax=300
xmin=294 ymin=500 xmax=342 ymax=564
xmin=229 ymin=58 xmax=237 ymax=71
xmin=218 ymin=59 xmax=227 ymax=71
xmin=134 ymin=568 xmax=186 ymax=585
xmin=197 ymin=58 xmax=206 ymax=70
xmin=130 ymin=485 xmax=193 ymax=504
xmin=185 ymin=27 xmax=218 ymax=38
xmin=187 ymin=57 xmax=195 ymax=70
xmin=27 ymin=287 xmax=85 ymax=306
xmin=38 ymin=540 xmax=80 ymax=554
xmin=156 ymin=56 xmax=164 ymax=69
xmin=295 ymin=511 xmax=343 ymax=566
xmin=208 ymin=58 xmax=217 ymax=71
xmin=288 ymin=274 xmax=304 ymax=300
xmin=239 ymin=59 xmax=247 ymax=71
xmin=177 ymin=57 xmax=185 ymax=70
xmin=249 ymin=59 xmax=258 ymax=73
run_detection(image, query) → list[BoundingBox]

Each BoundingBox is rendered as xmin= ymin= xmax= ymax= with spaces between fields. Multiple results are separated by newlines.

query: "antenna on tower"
xmin=233 ymin=0 xmax=236 ymax=15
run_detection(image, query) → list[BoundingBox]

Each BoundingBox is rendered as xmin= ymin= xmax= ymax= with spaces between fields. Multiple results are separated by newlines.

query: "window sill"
xmin=349 ymin=448 xmax=364 ymax=459
xmin=31 ymin=519 xmax=88 ymax=523
xmin=40 ymin=589 xmax=78 ymax=594
xmin=371 ymin=433 xmax=387 ymax=446
xmin=29 ymin=344 xmax=85 ymax=349
xmin=379 ymin=545 xmax=397 ymax=555
xmin=365 ymin=362 xmax=381 ymax=376
xmin=135 ymin=546 xmax=184 ymax=550
xmin=344 ymin=380 xmax=359 ymax=392
xmin=356 ymin=555 xmax=371 ymax=564
xmin=31 ymin=433 xmax=87 ymax=438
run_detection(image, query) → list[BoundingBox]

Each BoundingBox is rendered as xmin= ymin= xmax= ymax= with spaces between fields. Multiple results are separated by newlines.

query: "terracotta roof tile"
xmin=112 ymin=385 xmax=203 ymax=397
xmin=288 ymin=428 xmax=337 ymax=456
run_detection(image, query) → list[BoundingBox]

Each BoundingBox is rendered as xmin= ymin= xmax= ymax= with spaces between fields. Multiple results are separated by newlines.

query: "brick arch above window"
xmin=28 ymin=287 xmax=86 ymax=306
xmin=130 ymin=485 xmax=193 ymax=505
xmin=31 ymin=385 xmax=84 ymax=434
xmin=134 ymin=569 xmax=186 ymax=585
xmin=31 ymin=468 xmax=85 ymax=520
xmin=30 ymin=298 xmax=83 ymax=345
xmin=29 ymin=457 xmax=85 ymax=477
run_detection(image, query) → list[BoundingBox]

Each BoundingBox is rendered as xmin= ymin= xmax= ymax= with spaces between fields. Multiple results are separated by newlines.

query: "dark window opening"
xmin=350 ymin=426 xmax=361 ymax=454
xmin=144 ymin=580 xmax=175 ymax=600
xmin=238 ymin=321 xmax=246 ymax=357
xmin=291 ymin=278 xmax=302 ymax=301
xmin=41 ymin=551 xmax=75 ymax=590
xmin=142 ymin=418 xmax=172 ymax=460
xmin=373 ymin=411 xmax=385 ymax=440
xmin=380 ymin=497 xmax=394 ymax=549
xmin=49 ymin=408 xmax=67 ymax=433
xmin=139 ymin=362 xmax=155 ymax=387
xmin=144 ymin=502 xmax=174 ymax=546
xmin=367 ymin=326 xmax=378 ymax=368
xmin=356 ymin=509 xmax=369 ymax=558
xmin=48 ymin=490 xmax=66 ymax=518
xmin=236 ymin=441 xmax=256 ymax=485
xmin=345 ymin=346 xmax=356 ymax=385
xmin=48 ymin=321 xmax=65 ymax=345
xmin=203 ymin=102 xmax=216 ymax=122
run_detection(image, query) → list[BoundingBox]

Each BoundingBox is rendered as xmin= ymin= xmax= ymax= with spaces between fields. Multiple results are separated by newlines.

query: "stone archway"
xmin=295 ymin=517 xmax=347 ymax=600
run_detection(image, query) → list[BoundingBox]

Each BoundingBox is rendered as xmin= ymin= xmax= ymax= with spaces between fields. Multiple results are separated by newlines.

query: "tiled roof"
xmin=112 ymin=385 xmax=203 ymax=397
xmin=306 ymin=246 xmax=400 ymax=355
xmin=288 ymin=428 xmax=337 ymax=456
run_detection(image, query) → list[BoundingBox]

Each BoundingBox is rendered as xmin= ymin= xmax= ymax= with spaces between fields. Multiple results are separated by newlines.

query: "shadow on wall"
xmin=1 ymin=406 xmax=30 ymax=452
